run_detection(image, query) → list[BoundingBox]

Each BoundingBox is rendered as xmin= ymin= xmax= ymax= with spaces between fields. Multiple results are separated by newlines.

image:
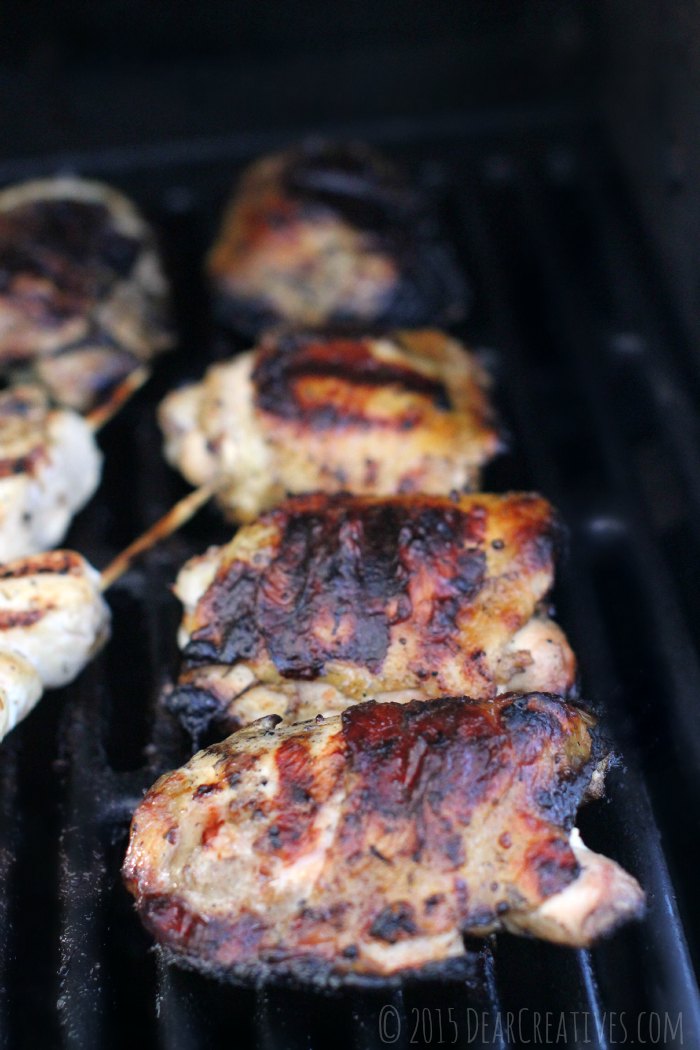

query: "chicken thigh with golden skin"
xmin=206 ymin=141 xmax=468 ymax=334
xmin=0 ymin=176 xmax=173 ymax=410
xmin=123 ymin=694 xmax=644 ymax=983
xmin=159 ymin=329 xmax=502 ymax=523
xmin=169 ymin=493 xmax=576 ymax=737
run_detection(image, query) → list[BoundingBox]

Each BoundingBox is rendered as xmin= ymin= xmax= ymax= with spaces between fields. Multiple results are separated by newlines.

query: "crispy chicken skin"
xmin=159 ymin=329 xmax=502 ymax=521
xmin=206 ymin=141 xmax=468 ymax=334
xmin=123 ymin=694 xmax=644 ymax=982
xmin=0 ymin=177 xmax=173 ymax=410
xmin=169 ymin=493 xmax=575 ymax=737
xmin=0 ymin=384 xmax=102 ymax=561
xmin=0 ymin=549 xmax=110 ymax=741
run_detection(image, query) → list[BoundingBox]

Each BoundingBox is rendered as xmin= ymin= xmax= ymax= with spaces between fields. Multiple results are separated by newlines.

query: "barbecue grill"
xmin=2 ymin=4 xmax=700 ymax=1048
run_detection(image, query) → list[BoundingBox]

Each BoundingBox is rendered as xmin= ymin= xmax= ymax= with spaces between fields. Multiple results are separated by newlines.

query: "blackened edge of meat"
xmin=152 ymin=929 xmax=489 ymax=993
xmin=210 ymin=141 xmax=470 ymax=337
xmin=212 ymin=242 xmax=470 ymax=339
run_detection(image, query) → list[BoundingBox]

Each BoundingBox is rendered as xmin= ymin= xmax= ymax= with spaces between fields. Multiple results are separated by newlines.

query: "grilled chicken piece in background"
xmin=0 ymin=176 xmax=172 ymax=411
xmin=0 ymin=385 xmax=102 ymax=561
xmin=206 ymin=141 xmax=468 ymax=334
xmin=0 ymin=550 xmax=109 ymax=742
xmin=159 ymin=329 xmax=502 ymax=522
xmin=123 ymin=694 xmax=644 ymax=982
xmin=169 ymin=492 xmax=575 ymax=738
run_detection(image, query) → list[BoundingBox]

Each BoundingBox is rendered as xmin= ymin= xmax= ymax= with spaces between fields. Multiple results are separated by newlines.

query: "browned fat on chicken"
xmin=206 ymin=141 xmax=469 ymax=334
xmin=169 ymin=493 xmax=576 ymax=737
xmin=0 ymin=177 xmax=173 ymax=411
xmin=159 ymin=328 xmax=502 ymax=522
xmin=123 ymin=694 xmax=644 ymax=983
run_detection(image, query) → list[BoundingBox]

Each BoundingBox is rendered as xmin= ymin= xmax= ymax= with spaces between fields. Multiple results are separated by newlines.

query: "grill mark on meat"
xmin=253 ymin=332 xmax=451 ymax=428
xmin=0 ymin=550 xmax=83 ymax=578
xmin=0 ymin=200 xmax=140 ymax=309
xmin=282 ymin=143 xmax=420 ymax=234
xmin=256 ymin=737 xmax=318 ymax=858
xmin=185 ymin=496 xmax=491 ymax=680
xmin=0 ymin=608 xmax=44 ymax=630
xmin=0 ymin=445 xmax=48 ymax=479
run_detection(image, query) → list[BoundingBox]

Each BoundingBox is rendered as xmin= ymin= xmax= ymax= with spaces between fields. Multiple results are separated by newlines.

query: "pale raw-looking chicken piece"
xmin=206 ymin=141 xmax=469 ymax=335
xmin=0 ymin=384 xmax=102 ymax=561
xmin=123 ymin=694 xmax=644 ymax=983
xmin=0 ymin=550 xmax=110 ymax=742
xmin=168 ymin=492 xmax=576 ymax=738
xmin=0 ymin=176 xmax=173 ymax=411
xmin=159 ymin=328 xmax=502 ymax=523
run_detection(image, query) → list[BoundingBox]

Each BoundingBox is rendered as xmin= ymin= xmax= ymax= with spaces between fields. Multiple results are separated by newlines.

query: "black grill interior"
xmin=1 ymin=119 xmax=699 ymax=1049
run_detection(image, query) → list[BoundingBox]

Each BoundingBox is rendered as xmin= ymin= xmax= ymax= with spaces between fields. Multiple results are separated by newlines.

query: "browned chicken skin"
xmin=159 ymin=328 xmax=502 ymax=521
xmin=169 ymin=493 xmax=576 ymax=737
xmin=0 ymin=177 xmax=173 ymax=410
xmin=206 ymin=141 xmax=468 ymax=334
xmin=123 ymin=694 xmax=644 ymax=983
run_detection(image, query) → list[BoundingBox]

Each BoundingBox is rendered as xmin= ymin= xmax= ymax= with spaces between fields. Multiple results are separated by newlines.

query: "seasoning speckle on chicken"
xmin=0 ymin=384 xmax=102 ymax=561
xmin=123 ymin=694 xmax=644 ymax=983
xmin=0 ymin=549 xmax=110 ymax=741
xmin=159 ymin=329 xmax=501 ymax=521
xmin=206 ymin=141 xmax=468 ymax=334
xmin=0 ymin=176 xmax=173 ymax=410
xmin=169 ymin=493 xmax=575 ymax=737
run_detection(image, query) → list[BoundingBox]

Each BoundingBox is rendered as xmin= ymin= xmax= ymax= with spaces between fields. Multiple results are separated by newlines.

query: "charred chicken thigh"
xmin=123 ymin=694 xmax=644 ymax=982
xmin=206 ymin=141 xmax=468 ymax=334
xmin=0 ymin=384 xmax=102 ymax=561
xmin=0 ymin=176 xmax=172 ymax=411
xmin=159 ymin=328 xmax=501 ymax=522
xmin=169 ymin=492 xmax=575 ymax=737
xmin=0 ymin=549 xmax=110 ymax=742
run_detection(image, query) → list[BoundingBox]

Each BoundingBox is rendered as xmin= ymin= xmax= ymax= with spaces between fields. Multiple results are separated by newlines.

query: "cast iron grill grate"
xmin=1 ymin=120 xmax=699 ymax=1049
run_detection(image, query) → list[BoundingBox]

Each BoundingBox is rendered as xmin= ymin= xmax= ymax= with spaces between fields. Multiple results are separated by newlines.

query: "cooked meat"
xmin=160 ymin=329 xmax=502 ymax=521
xmin=169 ymin=493 xmax=575 ymax=737
xmin=0 ymin=176 xmax=173 ymax=411
xmin=206 ymin=141 xmax=468 ymax=334
xmin=123 ymin=694 xmax=644 ymax=983
xmin=0 ymin=384 xmax=102 ymax=561
xmin=0 ymin=549 xmax=110 ymax=741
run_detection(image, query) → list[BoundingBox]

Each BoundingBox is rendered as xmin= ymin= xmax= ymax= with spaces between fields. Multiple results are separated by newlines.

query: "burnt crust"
xmin=183 ymin=492 xmax=559 ymax=682
xmin=124 ymin=694 xmax=600 ymax=984
xmin=0 ymin=178 xmax=173 ymax=408
xmin=252 ymin=328 xmax=452 ymax=428
xmin=207 ymin=141 xmax=469 ymax=335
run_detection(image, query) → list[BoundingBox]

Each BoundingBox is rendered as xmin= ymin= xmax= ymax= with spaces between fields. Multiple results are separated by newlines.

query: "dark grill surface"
xmin=1 ymin=117 xmax=699 ymax=1049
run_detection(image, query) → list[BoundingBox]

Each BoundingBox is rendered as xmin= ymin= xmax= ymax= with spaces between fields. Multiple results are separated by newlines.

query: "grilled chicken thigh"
xmin=207 ymin=141 xmax=468 ymax=334
xmin=0 ymin=176 xmax=172 ymax=410
xmin=169 ymin=493 xmax=575 ymax=737
xmin=0 ymin=384 xmax=102 ymax=561
xmin=0 ymin=549 xmax=110 ymax=741
xmin=123 ymin=694 xmax=644 ymax=982
xmin=159 ymin=329 xmax=501 ymax=521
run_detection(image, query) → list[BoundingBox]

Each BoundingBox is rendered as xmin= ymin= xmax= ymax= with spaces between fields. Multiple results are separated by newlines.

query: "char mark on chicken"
xmin=123 ymin=694 xmax=644 ymax=984
xmin=0 ymin=384 xmax=102 ymax=560
xmin=159 ymin=328 xmax=502 ymax=522
xmin=0 ymin=548 xmax=110 ymax=741
xmin=169 ymin=493 xmax=575 ymax=739
xmin=0 ymin=176 xmax=173 ymax=411
xmin=206 ymin=141 xmax=469 ymax=335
